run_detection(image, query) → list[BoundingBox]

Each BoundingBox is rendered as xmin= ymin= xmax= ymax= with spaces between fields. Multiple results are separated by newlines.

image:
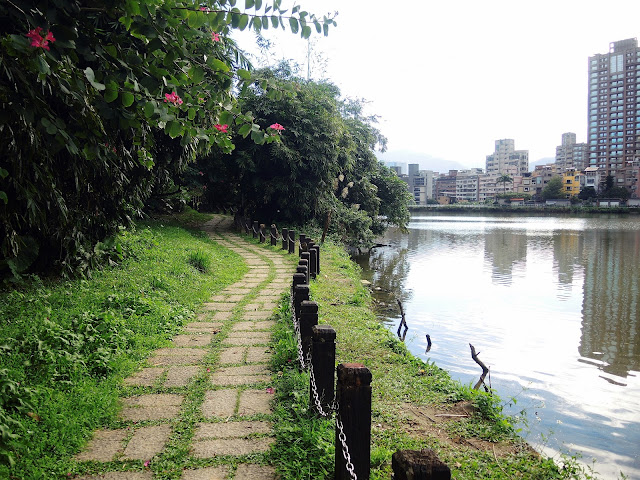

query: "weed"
xmin=188 ymin=249 xmax=212 ymax=273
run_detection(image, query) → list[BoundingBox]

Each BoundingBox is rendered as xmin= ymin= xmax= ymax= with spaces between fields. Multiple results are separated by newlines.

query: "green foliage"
xmin=188 ymin=248 xmax=212 ymax=273
xmin=541 ymin=176 xmax=566 ymax=200
xmin=0 ymin=0 xmax=335 ymax=278
xmin=578 ymin=186 xmax=597 ymax=200
xmin=196 ymin=65 xmax=410 ymax=247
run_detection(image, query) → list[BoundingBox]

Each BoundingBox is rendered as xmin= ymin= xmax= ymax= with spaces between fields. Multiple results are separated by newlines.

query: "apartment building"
xmin=556 ymin=133 xmax=588 ymax=173
xmin=485 ymin=139 xmax=529 ymax=176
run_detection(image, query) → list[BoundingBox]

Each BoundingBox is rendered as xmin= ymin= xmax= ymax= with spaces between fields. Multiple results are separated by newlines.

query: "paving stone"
xmin=222 ymin=288 xmax=252 ymax=295
xmin=238 ymin=390 xmax=273 ymax=416
xmin=231 ymin=321 xmax=275 ymax=332
xmin=148 ymin=353 xmax=205 ymax=366
xmin=203 ymin=302 xmax=236 ymax=311
xmin=210 ymin=374 xmax=270 ymax=386
xmin=75 ymin=429 xmax=126 ymax=462
xmin=202 ymin=389 xmax=237 ymax=417
xmin=193 ymin=421 xmax=271 ymax=439
xmin=123 ymin=424 xmax=172 ymax=460
xmin=211 ymin=311 xmax=233 ymax=321
xmin=164 ymin=366 xmax=200 ymax=387
xmin=119 ymin=394 xmax=184 ymax=422
xmin=234 ymin=464 xmax=278 ymax=480
xmin=183 ymin=321 xmax=223 ymax=333
xmin=76 ymin=473 xmax=153 ymax=480
xmin=225 ymin=295 xmax=245 ymax=302
xmin=172 ymin=334 xmax=213 ymax=347
xmin=209 ymin=295 xmax=228 ymax=302
xmin=181 ymin=466 xmax=229 ymax=480
xmin=226 ymin=332 xmax=271 ymax=342
xmin=153 ymin=347 xmax=206 ymax=356
xmin=218 ymin=346 xmax=245 ymax=365
xmin=124 ymin=367 xmax=164 ymax=387
xmin=192 ymin=437 xmax=274 ymax=457
xmin=243 ymin=311 xmax=272 ymax=320
xmin=246 ymin=347 xmax=271 ymax=364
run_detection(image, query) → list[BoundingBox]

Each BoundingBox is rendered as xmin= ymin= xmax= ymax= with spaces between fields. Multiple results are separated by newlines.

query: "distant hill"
xmin=529 ymin=157 xmax=555 ymax=171
xmin=376 ymin=150 xmax=466 ymax=175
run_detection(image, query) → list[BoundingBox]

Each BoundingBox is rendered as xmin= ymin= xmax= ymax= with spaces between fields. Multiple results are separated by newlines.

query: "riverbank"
xmin=409 ymin=204 xmax=640 ymax=215
xmin=0 ymin=212 xmax=598 ymax=479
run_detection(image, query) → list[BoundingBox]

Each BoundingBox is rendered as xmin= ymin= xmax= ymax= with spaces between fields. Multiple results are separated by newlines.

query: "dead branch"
xmin=469 ymin=343 xmax=489 ymax=390
xmin=425 ymin=334 xmax=432 ymax=353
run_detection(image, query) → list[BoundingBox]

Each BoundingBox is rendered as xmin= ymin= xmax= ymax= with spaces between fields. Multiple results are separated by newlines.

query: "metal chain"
xmin=290 ymin=295 xmax=307 ymax=369
xmin=336 ymin=415 xmax=357 ymax=480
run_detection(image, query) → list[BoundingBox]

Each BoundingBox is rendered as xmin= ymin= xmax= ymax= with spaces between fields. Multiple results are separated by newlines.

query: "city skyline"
xmin=235 ymin=0 xmax=640 ymax=168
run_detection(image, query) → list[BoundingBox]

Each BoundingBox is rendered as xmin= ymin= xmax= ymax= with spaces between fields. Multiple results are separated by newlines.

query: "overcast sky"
xmin=233 ymin=0 xmax=640 ymax=169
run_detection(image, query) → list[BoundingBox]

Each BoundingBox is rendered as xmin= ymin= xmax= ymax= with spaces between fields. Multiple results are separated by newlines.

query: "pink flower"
xmin=214 ymin=124 xmax=228 ymax=133
xmin=164 ymin=91 xmax=183 ymax=105
xmin=269 ymin=123 xmax=285 ymax=132
xmin=200 ymin=6 xmax=210 ymax=12
xmin=211 ymin=32 xmax=220 ymax=42
xmin=206 ymin=367 xmax=210 ymax=372
xmin=266 ymin=387 xmax=275 ymax=394
xmin=144 ymin=460 xmax=150 ymax=467
xmin=198 ymin=171 xmax=204 ymax=176
xmin=26 ymin=27 xmax=55 ymax=51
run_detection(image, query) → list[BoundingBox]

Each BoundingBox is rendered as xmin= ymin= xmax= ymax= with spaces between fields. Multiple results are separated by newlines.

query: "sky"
xmin=233 ymin=0 xmax=640 ymax=170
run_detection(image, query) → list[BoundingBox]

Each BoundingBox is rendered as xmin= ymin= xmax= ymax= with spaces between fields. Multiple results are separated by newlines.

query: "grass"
xmin=0 ymin=216 xmax=247 ymax=479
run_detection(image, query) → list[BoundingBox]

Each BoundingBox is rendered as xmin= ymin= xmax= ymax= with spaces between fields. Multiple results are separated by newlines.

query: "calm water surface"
xmin=354 ymin=213 xmax=640 ymax=480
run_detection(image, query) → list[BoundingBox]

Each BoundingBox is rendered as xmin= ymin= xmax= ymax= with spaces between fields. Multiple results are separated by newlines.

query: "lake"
xmin=353 ymin=213 xmax=640 ymax=480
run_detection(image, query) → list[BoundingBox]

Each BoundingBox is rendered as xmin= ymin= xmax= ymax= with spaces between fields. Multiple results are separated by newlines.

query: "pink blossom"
xmin=266 ymin=387 xmax=275 ymax=394
xmin=214 ymin=124 xmax=228 ymax=133
xmin=199 ymin=7 xmax=210 ymax=12
xmin=26 ymin=27 xmax=56 ymax=51
xmin=164 ymin=91 xmax=183 ymax=105
xmin=144 ymin=460 xmax=150 ymax=467
xmin=269 ymin=123 xmax=285 ymax=132
xmin=206 ymin=367 xmax=210 ymax=372
xmin=198 ymin=171 xmax=204 ymax=176
xmin=211 ymin=32 xmax=220 ymax=42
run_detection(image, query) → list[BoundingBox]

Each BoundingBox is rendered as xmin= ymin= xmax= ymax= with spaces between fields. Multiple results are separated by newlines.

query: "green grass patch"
xmin=0 ymin=220 xmax=246 ymax=478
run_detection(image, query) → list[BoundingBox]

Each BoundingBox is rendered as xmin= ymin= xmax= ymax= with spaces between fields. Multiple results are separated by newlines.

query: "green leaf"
xmin=188 ymin=65 xmax=205 ymax=83
xmin=262 ymin=16 xmax=269 ymax=28
xmin=187 ymin=11 xmax=206 ymax=29
xmin=208 ymin=58 xmax=230 ymax=72
xmin=245 ymin=0 xmax=255 ymax=8
xmin=271 ymin=15 xmax=279 ymax=28
xmin=255 ymin=0 xmax=263 ymax=8
xmin=238 ymin=14 xmax=249 ymax=30
xmin=0 ymin=168 xmax=8 ymax=179
xmin=36 ymin=56 xmax=50 ymax=75
xmin=166 ymin=121 xmax=182 ymax=139
xmin=301 ymin=25 xmax=311 ymax=39
xmin=289 ymin=17 xmax=299 ymax=34
xmin=84 ymin=67 xmax=106 ymax=91
xmin=251 ymin=129 xmax=265 ymax=144
xmin=104 ymin=82 xmax=118 ymax=103
xmin=144 ymin=101 xmax=155 ymax=118
xmin=237 ymin=69 xmax=251 ymax=81
xmin=121 ymin=91 xmax=135 ymax=107
xmin=220 ymin=111 xmax=234 ymax=125
xmin=188 ymin=108 xmax=196 ymax=120
xmin=0 ymin=191 xmax=7 ymax=205
xmin=238 ymin=123 xmax=252 ymax=137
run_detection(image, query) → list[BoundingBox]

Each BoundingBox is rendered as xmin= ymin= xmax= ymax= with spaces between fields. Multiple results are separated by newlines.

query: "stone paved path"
xmin=74 ymin=215 xmax=295 ymax=479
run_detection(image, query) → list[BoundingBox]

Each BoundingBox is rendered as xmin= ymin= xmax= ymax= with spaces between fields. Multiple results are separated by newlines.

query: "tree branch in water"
xmin=469 ymin=343 xmax=489 ymax=390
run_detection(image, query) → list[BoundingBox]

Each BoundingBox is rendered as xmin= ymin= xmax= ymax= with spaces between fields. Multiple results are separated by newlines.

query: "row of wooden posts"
xmin=236 ymin=217 xmax=452 ymax=479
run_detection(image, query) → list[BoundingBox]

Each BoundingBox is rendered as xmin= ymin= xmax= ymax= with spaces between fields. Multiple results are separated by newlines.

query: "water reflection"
xmin=355 ymin=213 xmax=640 ymax=479
xmin=580 ymin=229 xmax=640 ymax=378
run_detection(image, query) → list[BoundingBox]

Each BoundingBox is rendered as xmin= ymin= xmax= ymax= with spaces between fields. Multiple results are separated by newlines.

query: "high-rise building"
xmin=588 ymin=38 xmax=640 ymax=194
xmin=485 ymin=139 xmax=529 ymax=176
xmin=555 ymin=132 xmax=588 ymax=173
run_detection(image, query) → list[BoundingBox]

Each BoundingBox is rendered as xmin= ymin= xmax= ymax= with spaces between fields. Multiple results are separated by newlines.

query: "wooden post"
xmin=310 ymin=324 xmax=336 ymax=415
xmin=298 ymin=258 xmax=309 ymax=285
xmin=392 ymin=449 xmax=451 ymax=480
xmin=282 ymin=228 xmax=288 ymax=250
xmin=308 ymin=246 xmax=317 ymax=279
xmin=335 ymin=363 xmax=371 ymax=480
xmin=244 ymin=218 xmax=251 ymax=235
xmin=293 ymin=284 xmax=310 ymax=323
xmin=313 ymin=244 xmax=320 ymax=274
xmin=259 ymin=224 xmax=266 ymax=243
xmin=292 ymin=273 xmax=306 ymax=300
xmin=296 ymin=265 xmax=308 ymax=287
xmin=299 ymin=300 xmax=318 ymax=362
xmin=288 ymin=229 xmax=295 ymax=254
xmin=270 ymin=224 xmax=277 ymax=246
xmin=299 ymin=233 xmax=307 ymax=257
xmin=252 ymin=220 xmax=259 ymax=239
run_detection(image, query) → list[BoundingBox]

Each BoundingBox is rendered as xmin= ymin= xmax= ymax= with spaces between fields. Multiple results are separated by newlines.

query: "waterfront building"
xmin=434 ymin=170 xmax=457 ymax=202
xmin=584 ymin=166 xmax=603 ymax=192
xmin=563 ymin=168 xmax=583 ymax=197
xmin=555 ymin=133 xmax=588 ymax=173
xmin=405 ymin=164 xmax=435 ymax=205
xmin=517 ymin=172 xmax=535 ymax=196
xmin=455 ymin=169 xmax=483 ymax=202
xmin=531 ymin=164 xmax=559 ymax=197
xmin=485 ymin=139 xmax=529 ymax=176
xmin=588 ymin=38 xmax=640 ymax=195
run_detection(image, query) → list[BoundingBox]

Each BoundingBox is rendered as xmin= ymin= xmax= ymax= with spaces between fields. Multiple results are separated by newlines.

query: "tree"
xmin=0 ymin=1 xmax=335 ymax=277
xmin=578 ymin=186 xmax=597 ymax=201
xmin=541 ymin=176 xmax=565 ymax=200
xmin=496 ymin=174 xmax=513 ymax=194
